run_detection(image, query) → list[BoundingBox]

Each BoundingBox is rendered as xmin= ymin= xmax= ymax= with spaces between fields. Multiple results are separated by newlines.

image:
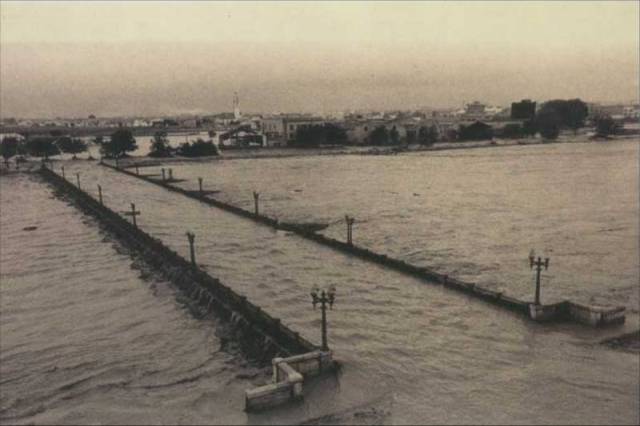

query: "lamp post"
xmin=345 ymin=215 xmax=355 ymax=245
xmin=529 ymin=250 xmax=550 ymax=305
xmin=253 ymin=191 xmax=260 ymax=216
xmin=310 ymin=285 xmax=336 ymax=351
xmin=124 ymin=203 xmax=141 ymax=228
xmin=186 ymin=232 xmax=196 ymax=267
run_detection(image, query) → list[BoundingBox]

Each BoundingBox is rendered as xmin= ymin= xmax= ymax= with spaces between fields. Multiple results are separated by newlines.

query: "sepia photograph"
xmin=0 ymin=1 xmax=638 ymax=424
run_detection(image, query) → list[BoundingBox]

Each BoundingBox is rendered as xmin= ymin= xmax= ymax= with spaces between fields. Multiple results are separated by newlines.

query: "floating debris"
xmin=22 ymin=226 xmax=38 ymax=231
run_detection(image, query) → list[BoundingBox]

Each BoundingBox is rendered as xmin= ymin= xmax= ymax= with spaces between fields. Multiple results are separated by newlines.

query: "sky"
xmin=1 ymin=1 xmax=638 ymax=118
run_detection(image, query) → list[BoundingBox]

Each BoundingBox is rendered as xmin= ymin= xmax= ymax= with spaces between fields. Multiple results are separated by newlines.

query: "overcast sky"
xmin=1 ymin=1 xmax=638 ymax=118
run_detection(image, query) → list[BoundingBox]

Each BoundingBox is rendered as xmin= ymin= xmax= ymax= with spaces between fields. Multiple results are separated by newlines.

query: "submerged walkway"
xmin=98 ymin=160 xmax=624 ymax=327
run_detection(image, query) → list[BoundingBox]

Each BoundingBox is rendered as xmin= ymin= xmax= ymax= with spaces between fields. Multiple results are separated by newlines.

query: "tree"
xmin=148 ymin=131 xmax=172 ymax=157
xmin=426 ymin=125 xmax=439 ymax=144
xmin=538 ymin=99 xmax=588 ymax=133
xmin=501 ymin=123 xmax=523 ymax=139
xmin=536 ymin=111 xmax=561 ymax=140
xmin=25 ymin=137 xmax=60 ymax=159
xmin=56 ymin=137 xmax=87 ymax=159
xmin=406 ymin=129 xmax=416 ymax=144
xmin=293 ymin=124 xmax=347 ymax=147
xmin=594 ymin=115 xmax=619 ymax=138
xmin=389 ymin=126 xmax=400 ymax=145
xmin=177 ymin=139 xmax=218 ymax=157
xmin=563 ymin=99 xmax=589 ymax=133
xmin=325 ymin=124 xmax=348 ymax=145
xmin=417 ymin=126 xmax=427 ymax=145
xmin=369 ymin=126 xmax=389 ymax=145
xmin=511 ymin=99 xmax=536 ymax=120
xmin=418 ymin=125 xmax=438 ymax=145
xmin=418 ymin=126 xmax=429 ymax=145
xmin=1 ymin=137 xmax=20 ymax=165
xmin=102 ymin=129 xmax=137 ymax=158
xmin=521 ymin=119 xmax=538 ymax=137
xmin=294 ymin=125 xmax=326 ymax=147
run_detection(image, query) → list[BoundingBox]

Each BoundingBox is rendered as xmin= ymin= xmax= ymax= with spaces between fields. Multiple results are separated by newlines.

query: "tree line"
xmin=1 ymin=128 xmax=221 ymax=165
xmin=148 ymin=131 xmax=218 ymax=157
xmin=436 ymin=99 xmax=619 ymax=142
xmin=288 ymin=98 xmax=618 ymax=148
xmin=1 ymin=135 xmax=91 ymax=164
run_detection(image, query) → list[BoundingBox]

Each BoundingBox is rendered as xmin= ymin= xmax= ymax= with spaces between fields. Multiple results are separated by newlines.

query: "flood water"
xmin=170 ymin=139 xmax=639 ymax=310
xmin=0 ymin=174 xmax=263 ymax=425
xmin=1 ymin=140 xmax=639 ymax=424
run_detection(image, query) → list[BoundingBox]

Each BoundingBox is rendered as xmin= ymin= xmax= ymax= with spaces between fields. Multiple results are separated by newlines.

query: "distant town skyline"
xmin=1 ymin=1 xmax=638 ymax=118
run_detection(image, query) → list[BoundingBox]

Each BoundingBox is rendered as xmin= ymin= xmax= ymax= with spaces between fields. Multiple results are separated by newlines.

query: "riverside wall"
xmin=38 ymin=165 xmax=318 ymax=361
xmin=99 ymin=161 xmax=625 ymax=327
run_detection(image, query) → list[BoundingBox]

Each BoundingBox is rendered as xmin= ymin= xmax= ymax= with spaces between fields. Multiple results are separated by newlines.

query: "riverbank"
xmin=32 ymin=132 xmax=635 ymax=169
xmin=2 ymin=133 xmax=637 ymax=170
xmin=216 ymin=132 xmax=639 ymax=161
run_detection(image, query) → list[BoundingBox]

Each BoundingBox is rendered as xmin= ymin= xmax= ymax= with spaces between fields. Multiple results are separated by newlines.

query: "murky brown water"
xmin=2 ymin=140 xmax=639 ymax=424
xmin=0 ymin=174 xmax=263 ymax=425
xmin=170 ymin=140 xmax=639 ymax=310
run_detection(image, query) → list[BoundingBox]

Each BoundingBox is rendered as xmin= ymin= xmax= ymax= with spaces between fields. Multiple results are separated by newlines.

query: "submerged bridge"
xmin=35 ymin=158 xmax=629 ymax=410
xmin=98 ymin=159 xmax=626 ymax=328
xmin=38 ymin=164 xmax=340 ymax=411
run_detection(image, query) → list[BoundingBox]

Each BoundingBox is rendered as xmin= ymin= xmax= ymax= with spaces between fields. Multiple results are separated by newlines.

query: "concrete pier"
xmin=245 ymin=350 xmax=335 ymax=412
xmin=100 ymin=161 xmax=626 ymax=328
xmin=530 ymin=301 xmax=626 ymax=326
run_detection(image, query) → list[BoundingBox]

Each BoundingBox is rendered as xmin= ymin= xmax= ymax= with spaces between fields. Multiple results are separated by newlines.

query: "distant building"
xmin=588 ymin=103 xmax=626 ymax=119
xmin=623 ymin=104 xmax=640 ymax=119
xmin=214 ymin=113 xmax=237 ymax=127
xmin=133 ymin=119 xmax=152 ymax=127
xmin=261 ymin=116 xmax=325 ymax=146
xmin=180 ymin=118 xmax=199 ymax=128
xmin=345 ymin=120 xmax=409 ymax=145
xmin=0 ymin=132 xmax=26 ymax=142
xmin=218 ymin=127 xmax=265 ymax=148
xmin=458 ymin=120 xmax=493 ymax=141
xmin=465 ymin=101 xmax=486 ymax=117
xmin=345 ymin=120 xmax=385 ymax=145
xmin=262 ymin=117 xmax=286 ymax=146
